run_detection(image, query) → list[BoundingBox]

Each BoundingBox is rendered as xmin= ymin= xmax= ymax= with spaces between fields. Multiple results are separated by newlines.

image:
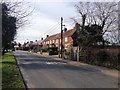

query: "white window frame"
xmin=65 ymin=44 xmax=68 ymax=49
xmin=64 ymin=37 xmax=68 ymax=42
xmin=50 ymin=40 xmax=52 ymax=44
xmin=56 ymin=39 xmax=58 ymax=43
xmin=60 ymin=39 xmax=61 ymax=43
xmin=53 ymin=40 xmax=54 ymax=43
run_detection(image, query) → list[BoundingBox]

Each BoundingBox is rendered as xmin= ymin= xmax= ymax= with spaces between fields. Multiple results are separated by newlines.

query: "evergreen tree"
xmin=2 ymin=3 xmax=16 ymax=54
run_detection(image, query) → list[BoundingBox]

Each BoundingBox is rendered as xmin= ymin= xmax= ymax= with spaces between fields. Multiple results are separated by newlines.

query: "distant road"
xmin=14 ymin=51 xmax=118 ymax=88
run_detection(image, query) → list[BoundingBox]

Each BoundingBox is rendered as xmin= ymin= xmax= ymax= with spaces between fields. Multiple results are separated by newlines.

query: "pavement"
xmin=13 ymin=50 xmax=119 ymax=88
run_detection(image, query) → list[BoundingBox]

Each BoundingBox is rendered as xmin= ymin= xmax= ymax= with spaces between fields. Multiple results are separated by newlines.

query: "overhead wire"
xmin=48 ymin=26 xmax=61 ymax=35
xmin=64 ymin=16 xmax=81 ymax=23
xmin=43 ymin=22 xmax=60 ymax=35
xmin=42 ymin=16 xmax=81 ymax=38
xmin=46 ymin=23 xmax=61 ymax=35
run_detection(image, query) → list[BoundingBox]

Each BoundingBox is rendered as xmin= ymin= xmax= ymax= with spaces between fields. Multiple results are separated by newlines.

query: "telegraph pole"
xmin=60 ymin=17 xmax=63 ymax=58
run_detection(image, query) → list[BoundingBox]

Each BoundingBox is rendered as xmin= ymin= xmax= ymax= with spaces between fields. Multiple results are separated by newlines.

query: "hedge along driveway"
xmin=2 ymin=52 xmax=25 ymax=88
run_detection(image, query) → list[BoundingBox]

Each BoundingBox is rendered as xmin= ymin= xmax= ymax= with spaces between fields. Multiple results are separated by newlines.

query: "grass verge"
xmin=2 ymin=52 xmax=24 ymax=88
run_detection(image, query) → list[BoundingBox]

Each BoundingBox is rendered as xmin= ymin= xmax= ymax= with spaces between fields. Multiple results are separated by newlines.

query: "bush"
xmin=42 ymin=48 xmax=48 ymax=52
xmin=97 ymin=50 xmax=109 ymax=63
xmin=79 ymin=51 xmax=88 ymax=62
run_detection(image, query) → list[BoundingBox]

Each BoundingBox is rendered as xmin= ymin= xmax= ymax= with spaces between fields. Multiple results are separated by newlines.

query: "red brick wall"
xmin=42 ymin=36 xmax=74 ymax=51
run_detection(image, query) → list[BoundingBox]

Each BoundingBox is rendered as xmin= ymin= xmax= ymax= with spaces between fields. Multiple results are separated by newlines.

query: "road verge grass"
xmin=2 ymin=52 xmax=24 ymax=88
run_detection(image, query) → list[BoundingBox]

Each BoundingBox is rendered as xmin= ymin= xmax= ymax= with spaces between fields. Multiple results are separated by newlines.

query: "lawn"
xmin=2 ymin=52 xmax=24 ymax=88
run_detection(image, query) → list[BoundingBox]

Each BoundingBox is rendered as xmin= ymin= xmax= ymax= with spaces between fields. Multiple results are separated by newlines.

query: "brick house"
xmin=42 ymin=28 xmax=76 ymax=51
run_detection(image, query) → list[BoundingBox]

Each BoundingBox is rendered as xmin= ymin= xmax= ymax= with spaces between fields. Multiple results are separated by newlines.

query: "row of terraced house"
xmin=41 ymin=27 xmax=76 ymax=52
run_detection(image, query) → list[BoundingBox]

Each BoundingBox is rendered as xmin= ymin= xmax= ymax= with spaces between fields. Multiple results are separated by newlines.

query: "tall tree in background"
xmin=2 ymin=3 xmax=16 ymax=51
xmin=72 ymin=2 xmax=118 ymax=61
xmin=1 ymin=1 xmax=33 ymax=55
xmin=74 ymin=2 xmax=118 ymax=45
xmin=94 ymin=2 xmax=118 ymax=45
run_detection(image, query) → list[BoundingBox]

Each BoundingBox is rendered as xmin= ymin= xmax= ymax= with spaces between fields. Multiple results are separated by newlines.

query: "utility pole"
xmin=75 ymin=23 xmax=81 ymax=62
xmin=60 ymin=17 xmax=63 ymax=58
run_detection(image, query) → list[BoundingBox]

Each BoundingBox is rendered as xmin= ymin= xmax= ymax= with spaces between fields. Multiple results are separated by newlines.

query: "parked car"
xmin=48 ymin=47 xmax=58 ymax=55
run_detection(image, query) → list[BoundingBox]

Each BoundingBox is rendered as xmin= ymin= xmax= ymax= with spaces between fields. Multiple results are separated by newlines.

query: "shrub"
xmin=97 ymin=50 xmax=109 ymax=63
xmin=79 ymin=51 xmax=88 ymax=62
xmin=42 ymin=49 xmax=48 ymax=52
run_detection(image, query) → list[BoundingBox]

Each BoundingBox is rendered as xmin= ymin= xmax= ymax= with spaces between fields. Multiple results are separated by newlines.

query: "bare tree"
xmin=104 ymin=30 xmax=119 ymax=45
xmin=1 ymin=0 xmax=34 ymax=29
xmin=74 ymin=2 xmax=118 ymax=44
xmin=94 ymin=2 xmax=117 ymax=34
xmin=73 ymin=2 xmax=93 ymax=61
xmin=1 ymin=0 xmax=34 ymax=54
xmin=75 ymin=2 xmax=92 ymax=31
xmin=73 ymin=2 xmax=118 ymax=61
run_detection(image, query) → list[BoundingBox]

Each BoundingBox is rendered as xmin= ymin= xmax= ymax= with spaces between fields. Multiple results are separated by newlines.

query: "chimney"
xmin=41 ymin=38 xmax=43 ymax=40
xmin=46 ymin=35 xmax=49 ymax=37
xmin=75 ymin=23 xmax=80 ymax=30
xmin=64 ymin=28 xmax=67 ymax=32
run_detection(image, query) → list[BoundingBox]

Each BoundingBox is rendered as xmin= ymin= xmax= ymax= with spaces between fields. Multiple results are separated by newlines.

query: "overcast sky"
xmin=15 ymin=0 xmax=118 ymax=44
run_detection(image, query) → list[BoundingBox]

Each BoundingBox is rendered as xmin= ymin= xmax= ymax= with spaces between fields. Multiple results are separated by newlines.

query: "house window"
xmin=53 ymin=40 xmax=54 ymax=43
xmin=65 ymin=44 xmax=68 ymax=49
xmin=64 ymin=37 xmax=68 ymax=42
xmin=50 ymin=40 xmax=52 ymax=44
xmin=60 ymin=39 xmax=61 ymax=43
xmin=56 ymin=39 xmax=58 ymax=43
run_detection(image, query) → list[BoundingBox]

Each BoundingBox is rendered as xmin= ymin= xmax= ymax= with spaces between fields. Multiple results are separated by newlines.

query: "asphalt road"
xmin=13 ymin=51 xmax=118 ymax=88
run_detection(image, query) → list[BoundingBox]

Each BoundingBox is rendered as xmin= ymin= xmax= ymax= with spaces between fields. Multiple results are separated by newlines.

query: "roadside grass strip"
xmin=2 ymin=52 xmax=24 ymax=88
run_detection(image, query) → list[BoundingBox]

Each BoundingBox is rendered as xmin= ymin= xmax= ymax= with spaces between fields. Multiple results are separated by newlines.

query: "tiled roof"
xmin=42 ymin=28 xmax=76 ymax=42
xmin=42 ymin=33 xmax=59 ymax=42
xmin=63 ymin=29 xmax=76 ymax=37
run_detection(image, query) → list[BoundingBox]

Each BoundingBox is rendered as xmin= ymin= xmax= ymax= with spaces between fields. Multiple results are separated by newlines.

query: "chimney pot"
xmin=41 ymin=38 xmax=43 ymax=40
xmin=64 ymin=28 xmax=67 ymax=32
xmin=75 ymin=23 xmax=80 ymax=30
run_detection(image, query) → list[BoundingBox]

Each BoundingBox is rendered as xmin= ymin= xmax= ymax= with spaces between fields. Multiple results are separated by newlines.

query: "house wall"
xmin=63 ymin=36 xmax=72 ymax=50
xmin=42 ymin=36 xmax=73 ymax=51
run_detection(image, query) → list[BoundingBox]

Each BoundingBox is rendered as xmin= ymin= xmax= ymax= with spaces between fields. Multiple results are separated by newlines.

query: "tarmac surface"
xmin=13 ymin=50 xmax=118 ymax=88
